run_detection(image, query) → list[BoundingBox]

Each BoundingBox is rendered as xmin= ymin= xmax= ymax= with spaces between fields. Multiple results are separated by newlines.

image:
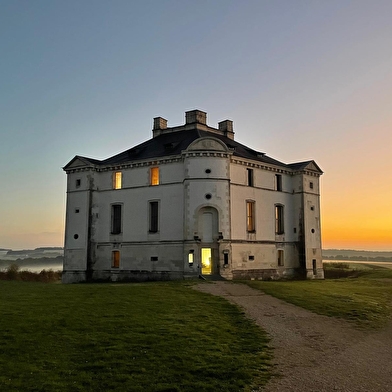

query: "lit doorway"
xmin=201 ymin=248 xmax=212 ymax=275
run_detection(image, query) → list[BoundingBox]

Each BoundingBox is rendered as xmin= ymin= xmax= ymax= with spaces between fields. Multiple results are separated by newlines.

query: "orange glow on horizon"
xmin=322 ymin=217 xmax=392 ymax=249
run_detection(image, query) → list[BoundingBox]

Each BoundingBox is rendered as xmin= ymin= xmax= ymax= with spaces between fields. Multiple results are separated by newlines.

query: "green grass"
xmin=0 ymin=281 xmax=271 ymax=392
xmin=245 ymin=265 xmax=392 ymax=329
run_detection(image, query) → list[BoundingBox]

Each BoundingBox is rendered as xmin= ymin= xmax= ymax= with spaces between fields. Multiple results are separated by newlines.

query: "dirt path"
xmin=195 ymin=281 xmax=392 ymax=392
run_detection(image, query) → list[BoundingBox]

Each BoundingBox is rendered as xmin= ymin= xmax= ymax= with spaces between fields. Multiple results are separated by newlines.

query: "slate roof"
xmin=64 ymin=128 xmax=322 ymax=174
xmin=287 ymin=161 xmax=324 ymax=173
xmin=73 ymin=129 xmax=283 ymax=165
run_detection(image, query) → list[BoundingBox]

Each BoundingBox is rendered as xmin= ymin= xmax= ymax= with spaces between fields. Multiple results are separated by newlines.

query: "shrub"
xmin=6 ymin=264 xmax=21 ymax=280
xmin=0 ymin=265 xmax=61 ymax=283
xmin=325 ymin=262 xmax=350 ymax=269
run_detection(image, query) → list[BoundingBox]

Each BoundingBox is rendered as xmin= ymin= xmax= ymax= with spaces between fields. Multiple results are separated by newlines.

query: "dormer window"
xmin=164 ymin=142 xmax=178 ymax=152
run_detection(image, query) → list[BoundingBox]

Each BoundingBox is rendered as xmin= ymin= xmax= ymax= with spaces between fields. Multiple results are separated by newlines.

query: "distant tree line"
xmin=0 ymin=264 xmax=61 ymax=282
xmin=0 ymin=256 xmax=63 ymax=272
xmin=323 ymin=255 xmax=392 ymax=262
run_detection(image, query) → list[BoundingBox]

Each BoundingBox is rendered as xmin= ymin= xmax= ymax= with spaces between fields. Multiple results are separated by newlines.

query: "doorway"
xmin=201 ymin=248 xmax=212 ymax=275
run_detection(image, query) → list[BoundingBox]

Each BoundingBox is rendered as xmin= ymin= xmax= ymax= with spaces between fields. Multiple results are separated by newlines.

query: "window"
xmin=248 ymin=255 xmax=254 ymax=261
xmin=112 ymin=251 xmax=120 ymax=268
xmin=188 ymin=250 xmax=194 ymax=266
xmin=76 ymin=179 xmax=81 ymax=188
xmin=111 ymin=204 xmax=122 ymax=234
xmin=247 ymin=168 xmax=254 ymax=187
xmin=150 ymin=167 xmax=159 ymax=185
xmin=275 ymin=205 xmax=284 ymax=234
xmin=275 ymin=174 xmax=282 ymax=191
xmin=309 ymin=181 xmax=314 ymax=189
xmin=246 ymin=201 xmax=255 ymax=232
xmin=278 ymin=250 xmax=284 ymax=266
xmin=149 ymin=201 xmax=159 ymax=233
xmin=113 ymin=171 xmax=122 ymax=189
xmin=223 ymin=253 xmax=229 ymax=265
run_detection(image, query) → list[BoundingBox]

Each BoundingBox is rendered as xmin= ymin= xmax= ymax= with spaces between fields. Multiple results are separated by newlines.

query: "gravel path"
xmin=195 ymin=281 xmax=392 ymax=392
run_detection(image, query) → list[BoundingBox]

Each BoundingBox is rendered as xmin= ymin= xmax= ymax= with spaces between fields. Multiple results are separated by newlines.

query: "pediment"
xmin=304 ymin=161 xmax=323 ymax=173
xmin=63 ymin=156 xmax=97 ymax=171
xmin=187 ymin=137 xmax=229 ymax=152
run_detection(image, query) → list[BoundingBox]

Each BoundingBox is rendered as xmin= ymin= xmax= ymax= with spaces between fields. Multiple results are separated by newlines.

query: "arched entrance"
xmin=197 ymin=207 xmax=219 ymax=276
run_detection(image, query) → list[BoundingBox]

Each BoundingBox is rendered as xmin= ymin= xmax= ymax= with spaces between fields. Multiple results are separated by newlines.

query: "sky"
xmin=1 ymin=0 xmax=391 ymax=251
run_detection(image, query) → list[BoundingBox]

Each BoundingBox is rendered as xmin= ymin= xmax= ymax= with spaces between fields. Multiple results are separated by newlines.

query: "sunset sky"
xmin=1 ymin=0 xmax=391 ymax=251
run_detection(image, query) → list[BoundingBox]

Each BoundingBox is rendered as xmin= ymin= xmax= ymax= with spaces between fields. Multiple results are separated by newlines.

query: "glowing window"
xmin=112 ymin=251 xmax=120 ymax=268
xmin=188 ymin=250 xmax=194 ymax=266
xmin=150 ymin=167 xmax=159 ymax=185
xmin=246 ymin=201 xmax=255 ymax=232
xmin=113 ymin=172 xmax=122 ymax=189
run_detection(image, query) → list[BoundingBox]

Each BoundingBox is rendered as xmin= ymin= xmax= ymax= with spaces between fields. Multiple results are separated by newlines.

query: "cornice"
xmin=64 ymin=167 xmax=95 ymax=174
xmin=231 ymin=158 xmax=321 ymax=177
xmin=65 ymin=155 xmax=321 ymax=177
xmin=292 ymin=170 xmax=321 ymax=177
xmin=231 ymin=157 xmax=291 ymax=175
xmin=65 ymin=156 xmax=183 ymax=174
xmin=182 ymin=151 xmax=232 ymax=159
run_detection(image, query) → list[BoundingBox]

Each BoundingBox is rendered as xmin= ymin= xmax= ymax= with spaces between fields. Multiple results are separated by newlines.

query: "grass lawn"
xmin=0 ymin=281 xmax=271 ymax=392
xmin=245 ymin=265 xmax=392 ymax=329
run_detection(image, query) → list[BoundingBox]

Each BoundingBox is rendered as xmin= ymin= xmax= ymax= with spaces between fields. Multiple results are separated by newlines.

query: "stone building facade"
xmin=63 ymin=110 xmax=324 ymax=283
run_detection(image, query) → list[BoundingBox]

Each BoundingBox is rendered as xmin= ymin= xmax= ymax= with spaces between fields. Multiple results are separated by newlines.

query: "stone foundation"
xmin=232 ymin=268 xmax=303 ymax=280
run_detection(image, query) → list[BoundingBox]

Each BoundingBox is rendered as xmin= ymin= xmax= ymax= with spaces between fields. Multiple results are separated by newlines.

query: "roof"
xmin=287 ymin=160 xmax=323 ymax=174
xmin=100 ymin=129 xmax=289 ymax=167
xmin=63 ymin=125 xmax=322 ymax=175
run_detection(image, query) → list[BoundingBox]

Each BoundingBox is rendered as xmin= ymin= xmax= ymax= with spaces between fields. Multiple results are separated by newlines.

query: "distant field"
xmin=323 ymin=259 xmax=392 ymax=269
xmin=322 ymin=249 xmax=392 ymax=261
xmin=0 ymin=281 xmax=271 ymax=392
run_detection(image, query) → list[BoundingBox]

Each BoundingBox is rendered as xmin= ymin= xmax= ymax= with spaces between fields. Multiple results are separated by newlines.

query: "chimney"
xmin=153 ymin=117 xmax=167 ymax=130
xmin=152 ymin=117 xmax=167 ymax=138
xmin=185 ymin=110 xmax=207 ymax=125
xmin=218 ymin=120 xmax=235 ymax=140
